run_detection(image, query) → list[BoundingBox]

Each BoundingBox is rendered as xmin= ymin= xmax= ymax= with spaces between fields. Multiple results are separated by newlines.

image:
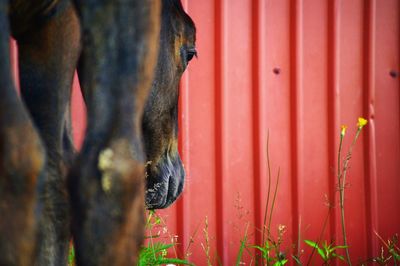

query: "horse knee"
xmin=1 ymin=123 xmax=45 ymax=195
xmin=98 ymin=139 xmax=145 ymax=196
xmin=0 ymin=122 xmax=45 ymax=266
xmin=68 ymin=136 xmax=146 ymax=265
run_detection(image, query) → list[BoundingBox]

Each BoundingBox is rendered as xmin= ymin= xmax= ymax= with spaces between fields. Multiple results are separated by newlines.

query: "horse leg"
xmin=69 ymin=0 xmax=160 ymax=265
xmin=0 ymin=1 xmax=46 ymax=265
xmin=16 ymin=1 xmax=81 ymax=265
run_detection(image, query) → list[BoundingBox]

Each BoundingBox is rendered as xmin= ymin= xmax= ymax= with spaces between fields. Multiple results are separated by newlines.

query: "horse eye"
xmin=186 ymin=48 xmax=197 ymax=62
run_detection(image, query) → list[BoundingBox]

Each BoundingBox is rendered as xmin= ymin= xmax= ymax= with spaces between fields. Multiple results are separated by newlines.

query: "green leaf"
xmin=235 ymin=239 xmax=247 ymax=266
xmin=329 ymin=245 xmax=348 ymax=252
xmin=316 ymin=248 xmax=327 ymax=261
xmin=148 ymin=243 xmax=174 ymax=252
xmin=304 ymin=240 xmax=327 ymax=260
xmin=273 ymin=259 xmax=288 ymax=266
xmin=323 ymin=241 xmax=330 ymax=250
xmin=154 ymin=258 xmax=194 ymax=265
xmin=304 ymin=240 xmax=318 ymax=248
xmin=248 ymin=245 xmax=268 ymax=254
xmin=291 ymin=255 xmax=303 ymax=266
xmin=388 ymin=248 xmax=400 ymax=261
xmin=332 ymin=253 xmax=345 ymax=261
xmin=139 ymin=243 xmax=178 ymax=265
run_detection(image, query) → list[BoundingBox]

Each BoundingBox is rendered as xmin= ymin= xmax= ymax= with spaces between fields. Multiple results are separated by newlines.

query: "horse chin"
xmin=145 ymin=153 xmax=185 ymax=209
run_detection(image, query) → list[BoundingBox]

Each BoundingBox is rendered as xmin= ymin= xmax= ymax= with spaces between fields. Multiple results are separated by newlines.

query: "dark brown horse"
xmin=0 ymin=0 xmax=195 ymax=265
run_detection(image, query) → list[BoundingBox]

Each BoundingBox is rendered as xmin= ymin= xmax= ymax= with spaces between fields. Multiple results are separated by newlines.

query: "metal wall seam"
xmin=214 ymin=0 xmax=227 ymax=262
xmin=176 ymin=0 xmax=191 ymax=257
xmin=327 ymin=0 xmax=341 ymax=246
xmin=176 ymin=72 xmax=189 ymax=257
xmin=289 ymin=0 xmax=302 ymax=246
xmin=363 ymin=0 xmax=379 ymax=257
xmin=251 ymin=0 xmax=263 ymax=249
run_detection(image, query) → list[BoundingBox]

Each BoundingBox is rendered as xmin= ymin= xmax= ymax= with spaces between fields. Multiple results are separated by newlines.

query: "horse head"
xmin=143 ymin=0 xmax=196 ymax=209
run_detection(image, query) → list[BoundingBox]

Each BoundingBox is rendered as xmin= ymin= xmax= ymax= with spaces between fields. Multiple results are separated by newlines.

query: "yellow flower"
xmin=357 ymin=117 xmax=368 ymax=129
xmin=341 ymin=125 xmax=348 ymax=136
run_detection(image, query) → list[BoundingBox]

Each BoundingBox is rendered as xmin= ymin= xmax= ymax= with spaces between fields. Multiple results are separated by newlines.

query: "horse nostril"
xmin=145 ymin=151 xmax=185 ymax=209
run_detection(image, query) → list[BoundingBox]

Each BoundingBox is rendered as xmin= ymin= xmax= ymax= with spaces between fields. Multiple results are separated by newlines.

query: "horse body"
xmin=0 ymin=0 xmax=195 ymax=265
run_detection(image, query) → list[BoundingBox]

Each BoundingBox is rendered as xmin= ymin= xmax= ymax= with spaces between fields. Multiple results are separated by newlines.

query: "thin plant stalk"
xmin=201 ymin=216 xmax=212 ymax=266
xmin=236 ymin=223 xmax=250 ymax=266
xmin=338 ymin=126 xmax=363 ymax=266
xmin=184 ymin=223 xmax=201 ymax=260
xmin=374 ymin=230 xmax=400 ymax=252
xmin=262 ymin=131 xmax=273 ymax=265
xmin=153 ymin=211 xmax=180 ymax=258
xmin=374 ymin=230 xmax=400 ymax=265
xmin=268 ymin=168 xmax=280 ymax=238
xmin=147 ymin=211 xmax=158 ymax=261
xmin=306 ymin=207 xmax=332 ymax=265
xmin=269 ymin=168 xmax=281 ymax=261
xmin=337 ymin=126 xmax=348 ymax=265
xmin=297 ymin=216 xmax=302 ymax=262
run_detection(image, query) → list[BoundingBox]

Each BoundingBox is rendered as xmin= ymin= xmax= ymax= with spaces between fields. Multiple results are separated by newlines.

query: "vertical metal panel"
xmin=373 ymin=0 xmax=400 ymax=247
xmin=339 ymin=0 xmax=370 ymax=258
xmin=264 ymin=0 xmax=296 ymax=253
xmin=363 ymin=0 xmax=379 ymax=255
xmin=177 ymin=0 xmax=400 ymax=264
xmin=8 ymin=0 xmax=399 ymax=264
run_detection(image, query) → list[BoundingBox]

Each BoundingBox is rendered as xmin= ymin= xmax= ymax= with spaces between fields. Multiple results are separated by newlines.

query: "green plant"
xmin=260 ymin=133 xmax=285 ymax=266
xmin=337 ymin=117 xmax=368 ymax=265
xmin=200 ymin=216 xmax=212 ymax=266
xmin=139 ymin=210 xmax=193 ymax=265
xmin=371 ymin=232 xmax=400 ymax=265
xmin=237 ymin=132 xmax=287 ymax=266
xmin=68 ymin=243 xmax=75 ymax=266
xmin=235 ymin=223 xmax=249 ymax=266
xmin=138 ymin=242 xmax=193 ymax=266
xmin=248 ymin=225 xmax=288 ymax=266
xmin=304 ymin=200 xmax=333 ymax=266
xmin=304 ymin=240 xmax=347 ymax=265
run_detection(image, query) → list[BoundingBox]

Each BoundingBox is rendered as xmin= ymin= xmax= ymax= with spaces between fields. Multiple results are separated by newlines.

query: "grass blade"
xmin=236 ymin=223 xmax=249 ymax=266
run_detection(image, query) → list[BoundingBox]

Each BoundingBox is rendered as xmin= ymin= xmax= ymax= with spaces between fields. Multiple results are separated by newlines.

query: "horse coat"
xmin=0 ymin=0 xmax=196 ymax=265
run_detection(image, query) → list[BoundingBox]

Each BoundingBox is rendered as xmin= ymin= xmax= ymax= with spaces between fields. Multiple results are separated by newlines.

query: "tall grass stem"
xmin=262 ymin=131 xmax=273 ymax=265
xmin=338 ymin=128 xmax=362 ymax=265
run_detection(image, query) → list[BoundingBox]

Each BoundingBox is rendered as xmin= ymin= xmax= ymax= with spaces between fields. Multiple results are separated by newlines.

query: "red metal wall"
xmin=161 ymin=0 xmax=399 ymax=264
xmin=10 ymin=0 xmax=400 ymax=264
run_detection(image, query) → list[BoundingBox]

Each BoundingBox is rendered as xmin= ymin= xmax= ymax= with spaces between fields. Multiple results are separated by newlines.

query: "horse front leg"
xmin=16 ymin=1 xmax=81 ymax=264
xmin=0 ymin=1 xmax=45 ymax=265
xmin=69 ymin=1 xmax=160 ymax=265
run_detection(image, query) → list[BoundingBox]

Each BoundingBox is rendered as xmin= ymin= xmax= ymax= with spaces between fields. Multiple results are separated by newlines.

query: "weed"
xmin=139 ymin=210 xmax=193 ymax=265
xmin=371 ymin=232 xmax=400 ymax=265
xmin=304 ymin=240 xmax=347 ymax=265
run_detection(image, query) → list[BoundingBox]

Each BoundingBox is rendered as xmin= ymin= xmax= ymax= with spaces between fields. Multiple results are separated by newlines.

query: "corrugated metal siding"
xmin=9 ymin=0 xmax=399 ymax=264
xmin=167 ymin=0 xmax=400 ymax=264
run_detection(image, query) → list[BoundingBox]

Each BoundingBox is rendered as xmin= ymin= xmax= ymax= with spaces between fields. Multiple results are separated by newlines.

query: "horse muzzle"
xmin=145 ymin=152 xmax=185 ymax=209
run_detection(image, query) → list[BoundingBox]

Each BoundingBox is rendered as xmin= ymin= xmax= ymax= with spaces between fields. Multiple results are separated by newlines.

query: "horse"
xmin=0 ymin=0 xmax=196 ymax=265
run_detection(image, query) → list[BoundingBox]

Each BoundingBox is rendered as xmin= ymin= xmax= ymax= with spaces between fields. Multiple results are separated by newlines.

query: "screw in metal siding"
xmin=389 ymin=70 xmax=398 ymax=78
xmin=273 ymin=67 xmax=281 ymax=75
